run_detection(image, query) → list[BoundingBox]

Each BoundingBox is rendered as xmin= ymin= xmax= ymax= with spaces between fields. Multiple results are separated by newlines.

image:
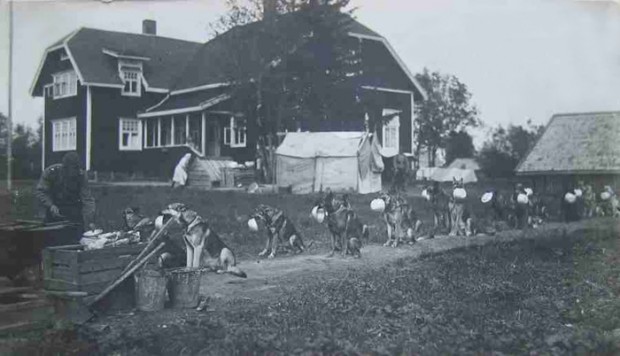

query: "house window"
xmin=224 ymin=117 xmax=246 ymax=148
xmin=52 ymin=117 xmax=76 ymax=152
xmin=160 ymin=117 xmax=172 ymax=146
xmin=382 ymin=109 xmax=400 ymax=156
xmin=52 ymin=70 xmax=78 ymax=99
xmin=145 ymin=119 xmax=158 ymax=148
xmin=121 ymin=69 xmax=141 ymax=96
xmin=173 ymin=116 xmax=187 ymax=145
xmin=119 ymin=118 xmax=142 ymax=151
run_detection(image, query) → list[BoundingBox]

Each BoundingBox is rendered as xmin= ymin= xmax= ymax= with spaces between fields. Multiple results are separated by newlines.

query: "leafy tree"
xmin=0 ymin=113 xmax=42 ymax=180
xmin=210 ymin=0 xmax=360 ymax=182
xmin=414 ymin=68 xmax=480 ymax=167
xmin=444 ymin=130 xmax=475 ymax=165
xmin=477 ymin=120 xmax=544 ymax=178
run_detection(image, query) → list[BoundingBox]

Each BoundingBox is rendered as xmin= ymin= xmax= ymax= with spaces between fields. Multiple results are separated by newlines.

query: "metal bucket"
xmin=134 ymin=268 xmax=167 ymax=312
xmin=167 ymin=268 xmax=202 ymax=309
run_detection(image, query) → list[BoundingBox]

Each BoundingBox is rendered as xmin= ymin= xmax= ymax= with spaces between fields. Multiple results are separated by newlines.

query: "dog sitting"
xmin=448 ymin=177 xmax=468 ymax=236
xmin=315 ymin=191 xmax=369 ymax=257
xmin=376 ymin=190 xmax=422 ymax=247
xmin=250 ymin=204 xmax=311 ymax=259
xmin=424 ymin=181 xmax=450 ymax=238
xmin=162 ymin=203 xmax=247 ymax=278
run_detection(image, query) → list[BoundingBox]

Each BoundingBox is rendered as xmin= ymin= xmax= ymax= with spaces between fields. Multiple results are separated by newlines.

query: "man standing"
xmin=392 ymin=153 xmax=409 ymax=192
xmin=35 ymin=152 xmax=96 ymax=239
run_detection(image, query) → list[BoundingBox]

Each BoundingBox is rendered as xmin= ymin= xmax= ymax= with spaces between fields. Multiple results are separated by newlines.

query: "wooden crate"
xmin=42 ymin=243 xmax=145 ymax=295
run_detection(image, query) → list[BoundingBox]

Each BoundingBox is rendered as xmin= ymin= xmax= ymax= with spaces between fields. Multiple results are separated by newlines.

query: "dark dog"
xmin=376 ymin=191 xmax=421 ymax=247
xmin=315 ymin=191 xmax=369 ymax=257
xmin=250 ymin=204 xmax=312 ymax=259
xmin=424 ymin=181 xmax=450 ymax=237
xmin=162 ymin=203 xmax=247 ymax=278
xmin=122 ymin=207 xmax=155 ymax=242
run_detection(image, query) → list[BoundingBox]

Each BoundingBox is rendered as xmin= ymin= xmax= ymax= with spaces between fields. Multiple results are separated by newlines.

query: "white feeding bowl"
xmin=481 ymin=192 xmax=494 ymax=204
xmin=311 ymin=206 xmax=326 ymax=223
xmin=601 ymin=191 xmax=611 ymax=201
xmin=154 ymin=216 xmax=164 ymax=230
xmin=421 ymin=189 xmax=430 ymax=201
xmin=248 ymin=218 xmax=259 ymax=232
xmin=517 ymin=193 xmax=529 ymax=205
xmin=370 ymin=198 xmax=386 ymax=212
xmin=564 ymin=192 xmax=576 ymax=204
xmin=453 ymin=188 xmax=467 ymax=200
xmin=574 ymin=188 xmax=583 ymax=198
xmin=524 ymin=188 xmax=533 ymax=197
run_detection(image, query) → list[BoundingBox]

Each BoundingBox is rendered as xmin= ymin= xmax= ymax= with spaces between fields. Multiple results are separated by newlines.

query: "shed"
xmin=276 ymin=132 xmax=384 ymax=194
xmin=515 ymin=111 xmax=620 ymax=193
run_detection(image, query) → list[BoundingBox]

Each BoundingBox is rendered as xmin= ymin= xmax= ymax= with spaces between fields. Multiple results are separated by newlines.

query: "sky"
xmin=1 ymin=0 xmax=619 ymax=148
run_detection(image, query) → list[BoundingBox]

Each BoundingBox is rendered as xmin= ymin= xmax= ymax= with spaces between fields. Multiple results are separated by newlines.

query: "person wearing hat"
xmin=35 ymin=152 xmax=96 ymax=240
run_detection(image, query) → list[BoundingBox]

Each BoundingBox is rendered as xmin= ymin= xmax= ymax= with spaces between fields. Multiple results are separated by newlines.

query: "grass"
xmin=6 ymin=219 xmax=617 ymax=355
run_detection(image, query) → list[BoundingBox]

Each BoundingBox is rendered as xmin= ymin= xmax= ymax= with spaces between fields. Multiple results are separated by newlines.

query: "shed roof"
xmin=516 ymin=111 xmax=620 ymax=175
xmin=276 ymin=132 xmax=366 ymax=158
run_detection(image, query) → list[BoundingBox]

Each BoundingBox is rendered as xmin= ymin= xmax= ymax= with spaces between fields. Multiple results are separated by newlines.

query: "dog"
xmin=376 ymin=190 xmax=422 ymax=247
xmin=448 ymin=177 xmax=468 ymax=236
xmin=122 ymin=207 xmax=155 ymax=242
xmin=315 ymin=191 xmax=369 ymax=257
xmin=123 ymin=207 xmax=186 ymax=269
xmin=250 ymin=204 xmax=312 ymax=259
xmin=162 ymin=203 xmax=247 ymax=278
xmin=424 ymin=181 xmax=450 ymax=237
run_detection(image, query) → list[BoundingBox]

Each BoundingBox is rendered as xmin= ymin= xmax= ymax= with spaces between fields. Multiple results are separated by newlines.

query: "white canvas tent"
xmin=429 ymin=167 xmax=478 ymax=183
xmin=276 ymin=132 xmax=384 ymax=194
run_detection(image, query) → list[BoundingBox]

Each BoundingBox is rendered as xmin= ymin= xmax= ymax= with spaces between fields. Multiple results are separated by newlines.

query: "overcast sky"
xmin=1 ymin=0 xmax=619 ymax=147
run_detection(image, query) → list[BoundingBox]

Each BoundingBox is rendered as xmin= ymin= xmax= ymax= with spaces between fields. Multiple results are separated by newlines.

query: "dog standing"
xmin=162 ymin=203 xmax=246 ymax=278
xmin=251 ymin=204 xmax=311 ymax=259
xmin=315 ymin=191 xmax=369 ymax=257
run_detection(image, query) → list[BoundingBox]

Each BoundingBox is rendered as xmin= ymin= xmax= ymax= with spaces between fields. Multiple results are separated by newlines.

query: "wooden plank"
xmin=50 ymin=267 xmax=78 ymax=282
xmin=0 ymin=287 xmax=33 ymax=296
xmin=78 ymin=243 xmax=145 ymax=262
xmin=45 ymin=244 xmax=83 ymax=251
xmin=50 ymin=249 xmax=80 ymax=266
xmin=78 ymin=256 xmax=132 ymax=273
xmin=79 ymin=268 xmax=124 ymax=285
xmin=45 ymin=279 xmax=111 ymax=294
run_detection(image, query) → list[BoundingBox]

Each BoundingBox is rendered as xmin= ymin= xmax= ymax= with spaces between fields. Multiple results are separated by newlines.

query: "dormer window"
xmin=121 ymin=68 xmax=141 ymax=96
xmin=52 ymin=70 xmax=78 ymax=99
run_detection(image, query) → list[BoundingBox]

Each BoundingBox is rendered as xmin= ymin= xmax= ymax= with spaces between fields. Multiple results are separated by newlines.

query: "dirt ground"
xmin=3 ymin=218 xmax=618 ymax=355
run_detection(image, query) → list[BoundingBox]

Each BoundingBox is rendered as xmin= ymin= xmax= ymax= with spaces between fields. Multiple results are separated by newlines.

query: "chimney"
xmin=263 ymin=0 xmax=277 ymax=20
xmin=142 ymin=19 xmax=156 ymax=35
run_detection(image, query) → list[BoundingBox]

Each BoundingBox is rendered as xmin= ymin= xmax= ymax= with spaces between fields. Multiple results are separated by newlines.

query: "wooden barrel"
xmin=167 ymin=268 xmax=201 ymax=309
xmin=134 ymin=268 xmax=167 ymax=312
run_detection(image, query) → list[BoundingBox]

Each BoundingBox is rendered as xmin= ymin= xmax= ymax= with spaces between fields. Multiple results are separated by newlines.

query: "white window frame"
xmin=118 ymin=118 xmax=142 ymax=151
xmin=224 ymin=117 xmax=246 ymax=148
xmin=119 ymin=60 xmax=142 ymax=97
xmin=121 ymin=69 xmax=142 ymax=97
xmin=382 ymin=108 xmax=400 ymax=156
xmin=52 ymin=117 xmax=77 ymax=152
xmin=52 ymin=70 xmax=78 ymax=99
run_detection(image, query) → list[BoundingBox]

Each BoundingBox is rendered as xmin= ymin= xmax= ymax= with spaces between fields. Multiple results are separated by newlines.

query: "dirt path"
xmin=200 ymin=221 xmax=585 ymax=301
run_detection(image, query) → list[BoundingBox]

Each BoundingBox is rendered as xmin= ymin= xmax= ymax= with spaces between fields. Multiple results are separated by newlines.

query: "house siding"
xmin=89 ymin=86 xmax=165 ymax=175
xmin=361 ymin=88 xmax=412 ymax=154
xmin=44 ymin=84 xmax=87 ymax=168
